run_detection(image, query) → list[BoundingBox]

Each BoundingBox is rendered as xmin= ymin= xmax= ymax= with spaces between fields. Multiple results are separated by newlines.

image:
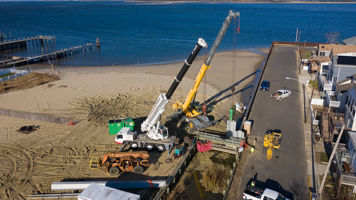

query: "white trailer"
xmin=115 ymin=127 xmax=176 ymax=152
xmin=78 ymin=183 xmax=140 ymax=200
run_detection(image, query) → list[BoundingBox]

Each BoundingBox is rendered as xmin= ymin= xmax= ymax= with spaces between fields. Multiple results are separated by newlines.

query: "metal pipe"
xmin=28 ymin=193 xmax=79 ymax=199
xmin=51 ymin=180 xmax=167 ymax=191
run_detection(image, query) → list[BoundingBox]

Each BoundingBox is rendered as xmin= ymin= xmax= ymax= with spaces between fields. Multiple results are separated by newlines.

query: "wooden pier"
xmin=0 ymin=43 xmax=96 ymax=68
xmin=0 ymin=35 xmax=55 ymax=51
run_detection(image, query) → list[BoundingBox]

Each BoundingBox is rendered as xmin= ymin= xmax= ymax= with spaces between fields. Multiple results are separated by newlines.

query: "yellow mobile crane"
xmin=168 ymin=10 xmax=240 ymax=133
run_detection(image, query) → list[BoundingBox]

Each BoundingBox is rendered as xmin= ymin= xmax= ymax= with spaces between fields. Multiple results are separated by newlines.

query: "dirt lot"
xmin=0 ymin=49 xmax=265 ymax=199
xmin=0 ymin=75 xmax=228 ymax=199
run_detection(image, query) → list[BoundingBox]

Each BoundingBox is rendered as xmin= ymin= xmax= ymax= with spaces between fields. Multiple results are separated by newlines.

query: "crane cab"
xmin=115 ymin=127 xmax=137 ymax=144
xmin=158 ymin=125 xmax=169 ymax=139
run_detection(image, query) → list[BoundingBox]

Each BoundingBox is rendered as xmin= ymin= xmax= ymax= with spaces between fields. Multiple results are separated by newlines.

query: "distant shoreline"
xmin=3 ymin=1 xmax=354 ymax=3
xmin=126 ymin=0 xmax=356 ymax=4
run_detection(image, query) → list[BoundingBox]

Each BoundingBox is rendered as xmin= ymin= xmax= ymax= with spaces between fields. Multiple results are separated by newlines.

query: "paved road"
xmin=238 ymin=45 xmax=309 ymax=200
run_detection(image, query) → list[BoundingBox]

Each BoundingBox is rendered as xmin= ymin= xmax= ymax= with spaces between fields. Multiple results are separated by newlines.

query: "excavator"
xmin=167 ymin=10 xmax=240 ymax=133
xmin=140 ymin=38 xmax=208 ymax=140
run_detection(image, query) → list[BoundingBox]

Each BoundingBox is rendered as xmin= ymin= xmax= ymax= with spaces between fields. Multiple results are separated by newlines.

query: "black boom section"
xmin=165 ymin=40 xmax=205 ymax=100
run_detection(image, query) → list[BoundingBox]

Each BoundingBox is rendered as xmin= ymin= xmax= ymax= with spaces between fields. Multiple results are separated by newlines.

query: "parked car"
xmin=260 ymin=80 xmax=270 ymax=91
xmin=271 ymin=89 xmax=291 ymax=101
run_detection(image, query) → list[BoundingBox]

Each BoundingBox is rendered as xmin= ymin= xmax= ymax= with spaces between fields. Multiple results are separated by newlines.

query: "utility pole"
xmin=297 ymin=31 xmax=301 ymax=51
xmin=317 ymin=124 xmax=345 ymax=200
xmin=295 ymin=28 xmax=298 ymax=46
xmin=305 ymin=68 xmax=319 ymax=123
xmin=304 ymin=40 xmax=306 ymax=50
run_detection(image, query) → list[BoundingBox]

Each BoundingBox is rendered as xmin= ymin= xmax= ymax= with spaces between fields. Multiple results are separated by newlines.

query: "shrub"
xmin=308 ymin=79 xmax=318 ymax=88
xmin=201 ymin=163 xmax=229 ymax=193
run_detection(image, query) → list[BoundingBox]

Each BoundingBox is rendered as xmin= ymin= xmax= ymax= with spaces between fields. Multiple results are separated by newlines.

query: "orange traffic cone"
xmin=67 ymin=119 xmax=75 ymax=126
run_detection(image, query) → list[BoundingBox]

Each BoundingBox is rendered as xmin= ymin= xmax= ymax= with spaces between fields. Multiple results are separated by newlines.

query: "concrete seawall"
xmin=0 ymin=108 xmax=74 ymax=125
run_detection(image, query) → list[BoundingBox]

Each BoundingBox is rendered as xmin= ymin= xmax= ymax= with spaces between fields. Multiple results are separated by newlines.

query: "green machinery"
xmin=108 ymin=118 xmax=135 ymax=135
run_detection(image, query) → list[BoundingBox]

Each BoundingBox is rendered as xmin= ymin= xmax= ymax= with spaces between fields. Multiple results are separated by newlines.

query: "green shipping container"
xmin=108 ymin=118 xmax=135 ymax=135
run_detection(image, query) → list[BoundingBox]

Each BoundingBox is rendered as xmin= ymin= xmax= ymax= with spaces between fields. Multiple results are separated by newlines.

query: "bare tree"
xmin=326 ymin=31 xmax=340 ymax=44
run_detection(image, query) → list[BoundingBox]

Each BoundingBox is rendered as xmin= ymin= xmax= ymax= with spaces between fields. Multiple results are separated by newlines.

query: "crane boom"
xmin=175 ymin=10 xmax=240 ymax=118
xmin=141 ymin=38 xmax=207 ymax=140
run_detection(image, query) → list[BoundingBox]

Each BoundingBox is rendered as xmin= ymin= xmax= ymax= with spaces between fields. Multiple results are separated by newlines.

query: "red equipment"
xmin=197 ymin=140 xmax=212 ymax=153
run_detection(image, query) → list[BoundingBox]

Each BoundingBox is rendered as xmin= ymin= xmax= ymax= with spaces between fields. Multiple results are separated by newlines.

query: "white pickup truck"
xmin=271 ymin=89 xmax=291 ymax=101
xmin=242 ymin=186 xmax=289 ymax=200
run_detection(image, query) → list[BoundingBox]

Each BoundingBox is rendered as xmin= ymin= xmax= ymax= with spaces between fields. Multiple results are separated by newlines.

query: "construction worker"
xmin=251 ymin=146 xmax=255 ymax=154
xmin=251 ymin=181 xmax=255 ymax=187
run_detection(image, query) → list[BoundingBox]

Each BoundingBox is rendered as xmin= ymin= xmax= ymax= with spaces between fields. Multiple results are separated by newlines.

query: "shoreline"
xmin=126 ymin=1 xmax=356 ymax=4
xmin=21 ymin=48 xmax=269 ymax=69
xmin=3 ymin=49 xmax=267 ymax=120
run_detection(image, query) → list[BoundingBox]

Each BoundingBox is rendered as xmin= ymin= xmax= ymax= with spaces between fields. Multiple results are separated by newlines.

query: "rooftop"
xmin=343 ymin=36 xmax=356 ymax=46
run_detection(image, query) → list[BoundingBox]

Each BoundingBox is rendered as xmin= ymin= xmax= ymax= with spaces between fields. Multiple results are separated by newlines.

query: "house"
xmin=343 ymin=36 xmax=356 ymax=46
xmin=318 ymin=44 xmax=337 ymax=57
xmin=331 ymin=131 xmax=356 ymax=198
xmin=317 ymin=57 xmax=331 ymax=77
xmin=315 ymin=45 xmax=356 ymax=141
xmin=319 ymin=45 xmax=356 ymax=106
xmin=335 ymin=75 xmax=356 ymax=112
xmin=345 ymin=86 xmax=356 ymax=131
xmin=347 ymin=131 xmax=356 ymax=172
xmin=327 ymin=45 xmax=356 ymax=84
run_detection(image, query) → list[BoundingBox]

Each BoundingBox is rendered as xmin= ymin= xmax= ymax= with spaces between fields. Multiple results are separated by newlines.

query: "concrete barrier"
xmin=0 ymin=108 xmax=73 ymax=125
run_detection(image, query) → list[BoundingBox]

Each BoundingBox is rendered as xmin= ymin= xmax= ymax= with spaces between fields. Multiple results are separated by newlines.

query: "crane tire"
xmin=109 ymin=166 xmax=120 ymax=176
xmin=145 ymin=144 xmax=154 ymax=151
xmin=134 ymin=165 xmax=144 ymax=174
xmin=130 ymin=142 xmax=138 ymax=149
xmin=157 ymin=144 xmax=166 ymax=152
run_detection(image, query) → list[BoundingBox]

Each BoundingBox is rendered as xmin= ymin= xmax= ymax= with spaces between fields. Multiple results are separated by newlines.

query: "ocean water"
xmin=1 ymin=2 xmax=356 ymax=66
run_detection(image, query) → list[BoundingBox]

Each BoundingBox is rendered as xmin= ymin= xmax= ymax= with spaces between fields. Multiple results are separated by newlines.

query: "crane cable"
xmin=231 ymin=17 xmax=238 ymax=106
xmin=203 ymin=47 xmax=208 ymax=116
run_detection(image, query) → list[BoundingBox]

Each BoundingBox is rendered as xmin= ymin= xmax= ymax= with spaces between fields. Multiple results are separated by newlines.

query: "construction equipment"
xmin=262 ymin=130 xmax=281 ymax=160
xmin=115 ymin=127 xmax=176 ymax=152
xmin=108 ymin=118 xmax=135 ymax=135
xmin=140 ymin=38 xmax=207 ymax=140
xmin=174 ymin=144 xmax=185 ymax=158
xmin=89 ymin=151 xmax=150 ymax=175
xmin=168 ymin=10 xmax=240 ymax=133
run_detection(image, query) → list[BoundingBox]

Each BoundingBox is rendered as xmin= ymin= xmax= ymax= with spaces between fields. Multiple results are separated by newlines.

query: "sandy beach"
xmin=0 ymin=49 xmax=266 ymax=198
xmin=1 ymin=49 xmax=266 ymax=120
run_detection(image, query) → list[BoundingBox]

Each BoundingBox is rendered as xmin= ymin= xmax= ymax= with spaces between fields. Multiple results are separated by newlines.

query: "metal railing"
xmin=321 ymin=76 xmax=333 ymax=91
xmin=325 ymin=91 xmax=340 ymax=108
xmin=153 ymin=138 xmax=197 ymax=199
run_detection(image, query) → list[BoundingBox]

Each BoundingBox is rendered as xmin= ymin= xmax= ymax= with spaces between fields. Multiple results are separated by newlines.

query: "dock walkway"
xmin=0 ymin=35 xmax=55 ymax=51
xmin=0 ymin=43 xmax=95 ymax=68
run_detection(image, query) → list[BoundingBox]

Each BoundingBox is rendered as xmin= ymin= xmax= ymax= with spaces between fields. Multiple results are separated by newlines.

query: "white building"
xmin=345 ymin=86 xmax=356 ymax=130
